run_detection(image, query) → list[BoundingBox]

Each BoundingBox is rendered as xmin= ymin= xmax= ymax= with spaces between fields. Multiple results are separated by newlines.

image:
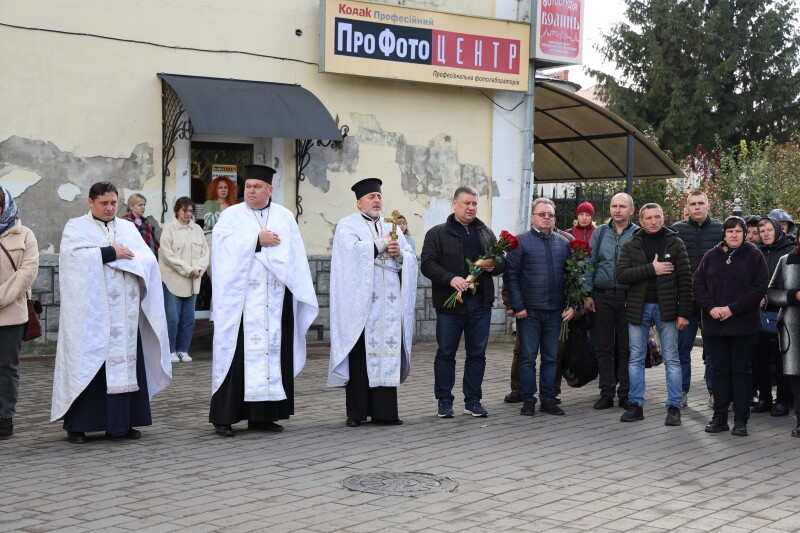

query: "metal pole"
xmin=520 ymin=64 xmax=535 ymax=233
xmin=626 ymin=131 xmax=634 ymax=194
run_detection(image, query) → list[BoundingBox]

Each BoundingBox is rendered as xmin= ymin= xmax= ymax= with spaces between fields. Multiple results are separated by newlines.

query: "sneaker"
xmin=170 ymin=352 xmax=180 ymax=363
xmin=178 ymin=352 xmax=193 ymax=362
xmin=665 ymin=406 xmax=681 ymax=426
xmin=520 ymin=401 xmax=536 ymax=416
xmin=705 ymin=416 xmax=729 ymax=433
xmin=0 ymin=418 xmax=12 ymax=439
xmin=681 ymin=392 xmax=688 ymax=408
xmin=437 ymin=400 xmax=454 ymax=418
xmin=707 ymin=394 xmax=714 ymax=409
xmin=540 ymin=401 xmax=565 ymax=416
xmin=464 ymin=404 xmax=488 ymax=417
xmin=731 ymin=421 xmax=748 ymax=436
xmin=593 ymin=397 xmax=614 ymax=410
xmin=620 ymin=403 xmax=644 ymax=422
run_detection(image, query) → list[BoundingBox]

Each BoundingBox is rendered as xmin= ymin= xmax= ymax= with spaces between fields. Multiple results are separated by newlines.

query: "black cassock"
xmin=209 ymin=287 xmax=295 ymax=425
xmin=345 ymin=331 xmax=399 ymax=422
xmin=63 ymin=333 xmax=151 ymax=436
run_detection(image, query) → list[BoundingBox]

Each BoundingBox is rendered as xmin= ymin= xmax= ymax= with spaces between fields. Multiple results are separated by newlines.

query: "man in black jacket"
xmin=671 ymin=191 xmax=722 ymax=408
xmin=617 ymin=203 xmax=692 ymax=426
xmin=420 ymin=186 xmax=504 ymax=419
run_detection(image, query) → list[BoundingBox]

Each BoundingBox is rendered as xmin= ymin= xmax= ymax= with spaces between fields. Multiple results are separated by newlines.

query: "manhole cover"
xmin=342 ymin=472 xmax=458 ymax=496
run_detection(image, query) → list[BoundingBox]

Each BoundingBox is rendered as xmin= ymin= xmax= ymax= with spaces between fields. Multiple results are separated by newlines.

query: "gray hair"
xmin=531 ymin=197 xmax=555 ymax=214
xmin=453 ymin=186 xmax=478 ymax=201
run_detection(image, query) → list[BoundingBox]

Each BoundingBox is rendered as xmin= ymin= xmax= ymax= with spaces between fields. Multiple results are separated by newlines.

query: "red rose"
xmin=501 ymin=231 xmax=519 ymax=251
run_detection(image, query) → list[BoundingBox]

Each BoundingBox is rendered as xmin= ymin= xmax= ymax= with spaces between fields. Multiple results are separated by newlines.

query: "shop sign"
xmin=211 ymin=164 xmax=237 ymax=180
xmin=320 ymin=0 xmax=530 ymax=92
xmin=533 ymin=0 xmax=583 ymax=66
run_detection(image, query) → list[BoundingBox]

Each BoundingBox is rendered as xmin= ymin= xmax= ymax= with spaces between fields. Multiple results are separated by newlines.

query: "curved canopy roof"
xmin=533 ymin=82 xmax=684 ymax=184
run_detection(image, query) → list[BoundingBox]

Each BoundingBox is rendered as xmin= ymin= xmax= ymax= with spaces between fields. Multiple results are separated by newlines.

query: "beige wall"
xmin=0 ymin=0 xmax=501 ymax=253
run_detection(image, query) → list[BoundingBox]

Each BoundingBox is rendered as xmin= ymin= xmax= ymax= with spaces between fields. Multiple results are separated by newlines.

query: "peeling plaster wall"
xmin=0 ymin=136 xmax=156 ymax=251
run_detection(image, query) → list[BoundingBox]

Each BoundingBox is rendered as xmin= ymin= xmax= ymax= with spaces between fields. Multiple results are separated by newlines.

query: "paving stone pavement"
xmin=4 ymin=343 xmax=800 ymax=533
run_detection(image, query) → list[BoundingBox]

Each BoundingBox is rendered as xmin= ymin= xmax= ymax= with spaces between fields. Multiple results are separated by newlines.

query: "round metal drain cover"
xmin=342 ymin=471 xmax=458 ymax=496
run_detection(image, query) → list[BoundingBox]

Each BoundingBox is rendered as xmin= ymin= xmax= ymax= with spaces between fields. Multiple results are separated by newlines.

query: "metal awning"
xmin=533 ymin=82 xmax=684 ymax=186
xmin=157 ymin=73 xmax=343 ymax=141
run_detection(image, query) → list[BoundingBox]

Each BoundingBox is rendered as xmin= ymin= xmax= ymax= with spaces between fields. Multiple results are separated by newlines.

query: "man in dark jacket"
xmin=583 ymin=192 xmax=638 ymax=409
xmin=617 ymin=203 xmax=692 ymax=426
xmin=671 ymin=190 xmax=722 ymax=407
xmin=503 ymin=198 xmax=575 ymax=417
xmin=420 ymin=186 xmax=504 ymax=419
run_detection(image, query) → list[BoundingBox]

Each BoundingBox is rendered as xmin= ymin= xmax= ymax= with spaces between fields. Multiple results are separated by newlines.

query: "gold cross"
xmin=382 ymin=210 xmax=406 ymax=241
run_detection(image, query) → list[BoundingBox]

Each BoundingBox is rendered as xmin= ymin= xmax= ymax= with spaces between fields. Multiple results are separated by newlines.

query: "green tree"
xmin=590 ymin=0 xmax=800 ymax=158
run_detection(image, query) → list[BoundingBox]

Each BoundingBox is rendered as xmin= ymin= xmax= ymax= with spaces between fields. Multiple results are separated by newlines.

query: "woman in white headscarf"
xmin=0 ymin=186 xmax=39 ymax=439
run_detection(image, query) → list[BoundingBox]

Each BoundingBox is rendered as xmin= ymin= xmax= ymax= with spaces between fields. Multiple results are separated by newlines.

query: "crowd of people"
xmin=0 ymin=179 xmax=798 ymax=444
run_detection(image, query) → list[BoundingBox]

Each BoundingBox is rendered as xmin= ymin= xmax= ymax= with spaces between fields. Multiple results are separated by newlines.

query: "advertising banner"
xmin=320 ymin=0 xmax=530 ymax=92
xmin=533 ymin=0 xmax=583 ymax=66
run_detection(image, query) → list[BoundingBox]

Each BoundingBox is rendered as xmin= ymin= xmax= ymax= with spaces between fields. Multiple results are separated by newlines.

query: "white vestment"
xmin=328 ymin=213 xmax=417 ymax=387
xmin=211 ymin=202 xmax=318 ymax=401
xmin=51 ymin=214 xmax=172 ymax=422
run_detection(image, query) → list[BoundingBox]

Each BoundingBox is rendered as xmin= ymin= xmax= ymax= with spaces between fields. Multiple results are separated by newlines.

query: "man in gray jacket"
xmin=583 ymin=193 xmax=638 ymax=410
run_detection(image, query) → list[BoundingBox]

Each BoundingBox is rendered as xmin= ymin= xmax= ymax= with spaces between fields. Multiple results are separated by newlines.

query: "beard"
xmin=360 ymin=208 xmax=382 ymax=219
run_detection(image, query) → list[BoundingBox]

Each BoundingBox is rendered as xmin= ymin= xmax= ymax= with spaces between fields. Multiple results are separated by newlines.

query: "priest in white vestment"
xmin=328 ymin=178 xmax=417 ymax=427
xmin=209 ymin=165 xmax=318 ymax=437
xmin=51 ymin=182 xmax=172 ymax=444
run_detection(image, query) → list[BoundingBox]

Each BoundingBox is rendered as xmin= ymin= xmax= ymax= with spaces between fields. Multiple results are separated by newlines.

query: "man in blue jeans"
xmin=420 ymin=186 xmax=504 ymax=418
xmin=616 ymin=203 xmax=692 ymax=426
xmin=503 ymin=198 xmax=575 ymax=417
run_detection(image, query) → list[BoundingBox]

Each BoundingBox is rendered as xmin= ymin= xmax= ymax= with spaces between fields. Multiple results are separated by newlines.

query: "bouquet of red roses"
xmin=443 ymin=230 xmax=520 ymax=308
xmin=560 ymin=239 xmax=593 ymax=341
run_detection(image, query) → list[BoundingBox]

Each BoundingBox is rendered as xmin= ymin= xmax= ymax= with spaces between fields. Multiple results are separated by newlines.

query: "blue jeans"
xmin=678 ymin=313 xmax=713 ymax=393
xmin=163 ymin=284 xmax=197 ymax=353
xmin=628 ymin=303 xmax=682 ymax=408
xmin=517 ymin=309 xmax=562 ymax=404
xmin=434 ymin=296 xmax=491 ymax=406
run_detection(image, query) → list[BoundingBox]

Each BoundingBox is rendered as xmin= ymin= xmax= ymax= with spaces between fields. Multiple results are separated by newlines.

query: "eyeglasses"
xmin=533 ymin=212 xmax=556 ymax=218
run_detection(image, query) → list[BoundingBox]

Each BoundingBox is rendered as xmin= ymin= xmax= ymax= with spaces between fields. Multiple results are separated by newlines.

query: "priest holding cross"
xmin=328 ymin=179 xmax=417 ymax=427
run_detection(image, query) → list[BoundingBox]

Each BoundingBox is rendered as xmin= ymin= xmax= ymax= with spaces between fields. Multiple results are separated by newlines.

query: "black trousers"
xmin=346 ymin=331 xmax=398 ymax=421
xmin=63 ymin=333 xmax=151 ymax=436
xmin=753 ymin=333 xmax=794 ymax=405
xmin=707 ymin=333 xmax=758 ymax=423
xmin=209 ymin=288 xmax=295 ymax=425
xmin=593 ymin=291 xmax=630 ymax=399
xmin=790 ymin=376 xmax=800 ymax=423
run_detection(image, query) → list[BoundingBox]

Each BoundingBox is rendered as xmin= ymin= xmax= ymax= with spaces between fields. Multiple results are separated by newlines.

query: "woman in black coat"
xmin=766 ymin=241 xmax=800 ymax=437
xmin=753 ymin=217 xmax=797 ymax=415
xmin=693 ymin=217 xmax=768 ymax=436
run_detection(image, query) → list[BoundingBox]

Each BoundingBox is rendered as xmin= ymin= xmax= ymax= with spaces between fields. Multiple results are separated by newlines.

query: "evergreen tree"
xmin=590 ymin=0 xmax=800 ymax=158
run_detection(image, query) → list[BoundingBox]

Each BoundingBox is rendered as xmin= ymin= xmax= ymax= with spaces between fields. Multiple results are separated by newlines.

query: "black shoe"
xmin=124 ymin=428 xmax=141 ymax=439
xmin=593 ymin=397 xmax=614 ymax=410
xmin=504 ymin=391 xmax=522 ymax=403
xmin=67 ymin=431 xmax=86 ymax=444
xmin=0 ymin=418 xmax=12 ymax=439
xmin=791 ymin=425 xmax=800 ymax=438
xmin=751 ymin=400 xmax=772 ymax=413
xmin=731 ymin=422 xmax=748 ymax=436
xmin=620 ymin=403 xmax=644 ymax=422
xmin=520 ymin=401 xmax=536 ymax=416
xmin=705 ymin=416 xmax=729 ymax=433
xmin=214 ymin=424 xmax=235 ymax=437
xmin=373 ymin=419 xmax=404 ymax=425
xmin=540 ymin=402 xmax=565 ymax=416
xmin=248 ymin=421 xmax=284 ymax=432
xmin=665 ymin=406 xmax=681 ymax=426
xmin=345 ymin=418 xmax=362 ymax=427
xmin=771 ymin=403 xmax=789 ymax=417
xmin=618 ymin=397 xmax=630 ymax=409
